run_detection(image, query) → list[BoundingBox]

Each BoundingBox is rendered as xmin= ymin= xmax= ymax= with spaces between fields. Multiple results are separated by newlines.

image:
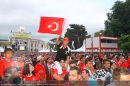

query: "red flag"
xmin=38 ymin=16 xmax=64 ymax=35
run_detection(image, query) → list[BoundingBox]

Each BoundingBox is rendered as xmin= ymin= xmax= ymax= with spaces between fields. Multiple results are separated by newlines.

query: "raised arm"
xmin=56 ymin=35 xmax=61 ymax=45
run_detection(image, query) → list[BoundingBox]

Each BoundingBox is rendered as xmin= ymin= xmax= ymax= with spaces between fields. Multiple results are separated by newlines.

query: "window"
xmin=101 ymin=39 xmax=117 ymax=43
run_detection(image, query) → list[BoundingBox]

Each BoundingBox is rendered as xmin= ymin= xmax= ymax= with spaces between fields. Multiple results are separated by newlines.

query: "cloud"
xmin=0 ymin=0 xmax=125 ymax=38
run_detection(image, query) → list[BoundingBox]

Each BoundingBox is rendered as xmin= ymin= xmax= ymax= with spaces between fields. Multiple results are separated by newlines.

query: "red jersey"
xmin=23 ymin=74 xmax=37 ymax=81
xmin=61 ymin=69 xmax=68 ymax=78
xmin=117 ymin=60 xmax=128 ymax=69
xmin=79 ymin=61 xmax=85 ymax=71
xmin=23 ymin=74 xmax=38 ymax=81
xmin=50 ymin=63 xmax=58 ymax=80
xmin=123 ymin=60 xmax=129 ymax=69
xmin=0 ymin=58 xmax=15 ymax=77
xmin=34 ymin=63 xmax=46 ymax=80
xmin=127 ymin=58 xmax=130 ymax=68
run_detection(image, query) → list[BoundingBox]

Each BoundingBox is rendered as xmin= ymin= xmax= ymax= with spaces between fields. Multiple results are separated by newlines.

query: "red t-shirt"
xmin=50 ymin=64 xmax=58 ymax=80
xmin=34 ymin=63 xmax=46 ymax=80
xmin=23 ymin=74 xmax=38 ymax=81
xmin=123 ymin=60 xmax=129 ymax=69
xmin=79 ymin=61 xmax=85 ymax=71
xmin=117 ymin=60 xmax=128 ymax=69
xmin=0 ymin=58 xmax=15 ymax=77
xmin=127 ymin=58 xmax=130 ymax=68
xmin=61 ymin=69 xmax=68 ymax=78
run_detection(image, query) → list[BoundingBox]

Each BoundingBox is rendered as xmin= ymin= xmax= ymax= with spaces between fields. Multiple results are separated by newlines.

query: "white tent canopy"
xmin=71 ymin=46 xmax=85 ymax=52
xmin=38 ymin=49 xmax=57 ymax=52
xmin=71 ymin=41 xmax=86 ymax=52
xmin=39 ymin=49 xmax=50 ymax=52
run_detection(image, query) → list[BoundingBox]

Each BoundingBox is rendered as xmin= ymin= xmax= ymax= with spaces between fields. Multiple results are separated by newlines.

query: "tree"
xmin=65 ymin=24 xmax=87 ymax=49
xmin=49 ymin=37 xmax=63 ymax=50
xmin=104 ymin=0 xmax=130 ymax=37
xmin=119 ymin=34 xmax=130 ymax=51
xmin=94 ymin=30 xmax=104 ymax=37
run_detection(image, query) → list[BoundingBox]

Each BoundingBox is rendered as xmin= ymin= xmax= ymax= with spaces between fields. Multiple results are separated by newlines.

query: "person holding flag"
xmin=55 ymin=36 xmax=71 ymax=62
xmin=55 ymin=36 xmax=71 ymax=73
xmin=38 ymin=16 xmax=71 ymax=61
xmin=49 ymin=36 xmax=71 ymax=81
xmin=38 ymin=16 xmax=71 ymax=80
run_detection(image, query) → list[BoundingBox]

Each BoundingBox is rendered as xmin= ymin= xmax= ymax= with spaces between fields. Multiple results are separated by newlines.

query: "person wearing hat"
xmin=34 ymin=55 xmax=46 ymax=80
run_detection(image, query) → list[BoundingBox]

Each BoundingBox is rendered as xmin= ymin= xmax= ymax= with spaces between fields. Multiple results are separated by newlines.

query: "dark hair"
xmin=64 ymin=73 xmax=69 ymax=81
xmin=59 ymin=58 xmax=66 ymax=62
xmin=103 ymin=59 xmax=110 ymax=64
xmin=110 ymin=61 xmax=115 ymax=66
xmin=12 ymin=76 xmax=21 ymax=84
xmin=47 ymin=56 xmax=53 ymax=61
xmin=32 ymin=57 xmax=37 ymax=66
xmin=82 ymin=69 xmax=89 ymax=74
xmin=69 ymin=67 xmax=81 ymax=75
xmin=80 ymin=55 xmax=84 ymax=60
xmin=22 ymin=63 xmax=35 ymax=75
xmin=95 ymin=62 xmax=103 ymax=70
xmin=95 ymin=57 xmax=102 ymax=62
xmin=70 ymin=60 xmax=78 ymax=65
xmin=85 ymin=57 xmax=92 ymax=65
xmin=113 ymin=67 xmax=129 ymax=80
xmin=4 ymin=48 xmax=13 ymax=53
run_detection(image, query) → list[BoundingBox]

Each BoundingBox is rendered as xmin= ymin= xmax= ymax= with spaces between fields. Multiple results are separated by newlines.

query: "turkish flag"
xmin=38 ymin=16 xmax=64 ymax=35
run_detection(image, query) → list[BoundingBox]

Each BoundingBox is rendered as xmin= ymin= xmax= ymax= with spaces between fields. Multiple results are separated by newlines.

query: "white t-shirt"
xmin=51 ymin=61 xmax=62 ymax=74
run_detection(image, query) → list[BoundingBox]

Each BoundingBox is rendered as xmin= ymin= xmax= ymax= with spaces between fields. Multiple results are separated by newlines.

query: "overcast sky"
xmin=0 ymin=0 xmax=125 ymax=40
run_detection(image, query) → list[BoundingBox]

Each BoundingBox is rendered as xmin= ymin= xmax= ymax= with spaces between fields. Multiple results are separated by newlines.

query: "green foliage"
xmin=104 ymin=0 xmax=130 ymax=37
xmin=104 ymin=0 xmax=130 ymax=51
xmin=119 ymin=35 xmax=130 ymax=51
xmin=49 ymin=37 xmax=63 ymax=50
xmin=65 ymin=24 xmax=87 ymax=49
xmin=94 ymin=30 xmax=104 ymax=37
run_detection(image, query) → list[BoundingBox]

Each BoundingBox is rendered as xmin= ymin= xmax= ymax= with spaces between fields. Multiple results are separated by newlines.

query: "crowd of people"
xmin=0 ymin=36 xmax=130 ymax=86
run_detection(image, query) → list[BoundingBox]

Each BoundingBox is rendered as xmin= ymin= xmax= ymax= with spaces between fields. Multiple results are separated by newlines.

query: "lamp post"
xmin=99 ymin=33 xmax=102 ymax=57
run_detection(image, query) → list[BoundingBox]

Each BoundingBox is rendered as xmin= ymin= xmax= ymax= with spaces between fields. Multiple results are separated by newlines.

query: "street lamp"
xmin=99 ymin=33 xmax=102 ymax=58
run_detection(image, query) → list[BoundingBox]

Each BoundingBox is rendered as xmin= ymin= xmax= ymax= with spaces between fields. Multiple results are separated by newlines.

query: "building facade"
xmin=85 ymin=36 xmax=118 ymax=52
xmin=9 ymin=27 xmax=49 ymax=52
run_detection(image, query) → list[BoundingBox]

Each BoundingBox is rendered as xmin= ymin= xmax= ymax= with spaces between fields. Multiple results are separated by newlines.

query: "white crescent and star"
xmin=48 ymin=22 xmax=59 ymax=31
